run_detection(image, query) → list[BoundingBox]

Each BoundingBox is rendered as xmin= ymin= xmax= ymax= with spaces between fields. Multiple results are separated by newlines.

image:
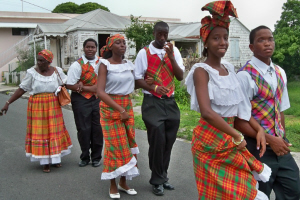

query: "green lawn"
xmin=134 ymin=81 xmax=300 ymax=152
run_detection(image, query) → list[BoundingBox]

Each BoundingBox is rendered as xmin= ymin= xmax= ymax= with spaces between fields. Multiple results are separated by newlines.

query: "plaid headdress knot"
xmin=100 ymin=34 xmax=125 ymax=57
xmin=38 ymin=49 xmax=53 ymax=63
xmin=200 ymin=1 xmax=238 ymax=43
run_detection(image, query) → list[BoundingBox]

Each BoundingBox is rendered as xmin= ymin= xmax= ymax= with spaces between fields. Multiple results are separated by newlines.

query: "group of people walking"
xmin=1 ymin=0 xmax=300 ymax=199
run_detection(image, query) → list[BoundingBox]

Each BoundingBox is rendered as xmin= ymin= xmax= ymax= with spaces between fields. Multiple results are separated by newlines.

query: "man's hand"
xmin=164 ymin=42 xmax=175 ymax=60
xmin=256 ymin=128 xmax=266 ymax=157
xmin=268 ymin=136 xmax=291 ymax=156
xmin=156 ymin=86 xmax=169 ymax=95
xmin=76 ymin=81 xmax=83 ymax=93
xmin=145 ymin=77 xmax=154 ymax=85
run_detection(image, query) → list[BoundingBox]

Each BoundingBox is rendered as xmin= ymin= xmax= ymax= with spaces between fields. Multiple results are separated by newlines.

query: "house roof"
xmin=34 ymin=9 xmax=131 ymax=38
xmin=169 ymin=22 xmax=201 ymax=41
xmin=0 ymin=22 xmax=37 ymax=28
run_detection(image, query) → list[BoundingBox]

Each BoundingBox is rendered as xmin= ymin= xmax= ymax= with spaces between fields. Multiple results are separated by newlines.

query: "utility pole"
xmin=21 ymin=0 xmax=23 ymax=12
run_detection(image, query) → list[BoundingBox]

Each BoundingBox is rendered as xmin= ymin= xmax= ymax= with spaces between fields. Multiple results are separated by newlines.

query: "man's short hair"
xmin=249 ymin=26 xmax=272 ymax=44
xmin=154 ymin=21 xmax=169 ymax=32
xmin=83 ymin=38 xmax=98 ymax=48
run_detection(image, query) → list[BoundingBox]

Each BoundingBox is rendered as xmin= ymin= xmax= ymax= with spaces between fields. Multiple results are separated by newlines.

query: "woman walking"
xmin=185 ymin=1 xmax=271 ymax=199
xmin=1 ymin=50 xmax=72 ymax=173
xmin=97 ymin=34 xmax=139 ymax=199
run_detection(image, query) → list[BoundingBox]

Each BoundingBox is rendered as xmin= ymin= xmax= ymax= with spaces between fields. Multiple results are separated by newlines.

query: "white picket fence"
xmin=4 ymin=71 xmax=27 ymax=84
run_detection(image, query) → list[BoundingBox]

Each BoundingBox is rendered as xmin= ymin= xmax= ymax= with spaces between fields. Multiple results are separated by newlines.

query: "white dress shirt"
xmin=185 ymin=60 xmax=251 ymax=120
xmin=237 ymin=56 xmax=290 ymax=114
xmin=66 ymin=54 xmax=100 ymax=85
xmin=134 ymin=41 xmax=185 ymax=94
xmin=19 ymin=66 xmax=67 ymax=95
xmin=101 ymin=59 xmax=135 ymax=95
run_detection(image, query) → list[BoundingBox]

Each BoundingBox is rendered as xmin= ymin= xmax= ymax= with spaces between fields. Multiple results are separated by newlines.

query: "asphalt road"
xmin=0 ymin=93 xmax=198 ymax=200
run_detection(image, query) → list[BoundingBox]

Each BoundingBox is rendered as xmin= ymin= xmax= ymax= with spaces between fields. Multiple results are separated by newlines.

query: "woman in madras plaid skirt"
xmin=97 ymin=34 xmax=139 ymax=199
xmin=1 ymin=50 xmax=72 ymax=173
xmin=185 ymin=1 xmax=271 ymax=200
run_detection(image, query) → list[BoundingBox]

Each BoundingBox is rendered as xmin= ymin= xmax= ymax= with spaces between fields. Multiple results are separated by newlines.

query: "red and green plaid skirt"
xmin=192 ymin=117 xmax=264 ymax=200
xmin=100 ymin=94 xmax=139 ymax=180
xmin=25 ymin=93 xmax=72 ymax=159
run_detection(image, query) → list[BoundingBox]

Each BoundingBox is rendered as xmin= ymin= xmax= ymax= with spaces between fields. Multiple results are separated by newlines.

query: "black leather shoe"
xmin=152 ymin=184 xmax=164 ymax=196
xmin=92 ymin=160 xmax=101 ymax=167
xmin=163 ymin=182 xmax=175 ymax=190
xmin=78 ymin=160 xmax=89 ymax=167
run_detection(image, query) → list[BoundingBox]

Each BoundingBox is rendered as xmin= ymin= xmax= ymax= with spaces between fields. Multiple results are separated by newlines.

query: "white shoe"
xmin=117 ymin=184 xmax=137 ymax=195
xmin=109 ymin=189 xmax=120 ymax=199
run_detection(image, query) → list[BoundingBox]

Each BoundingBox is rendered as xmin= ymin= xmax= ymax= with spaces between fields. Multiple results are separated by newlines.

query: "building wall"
xmin=224 ymin=19 xmax=253 ymax=70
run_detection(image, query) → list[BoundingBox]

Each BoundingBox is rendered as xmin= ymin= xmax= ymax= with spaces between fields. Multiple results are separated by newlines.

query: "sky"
xmin=0 ymin=0 xmax=287 ymax=31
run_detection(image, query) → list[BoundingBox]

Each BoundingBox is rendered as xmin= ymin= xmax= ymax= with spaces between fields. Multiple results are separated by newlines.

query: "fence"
xmin=4 ymin=71 xmax=27 ymax=85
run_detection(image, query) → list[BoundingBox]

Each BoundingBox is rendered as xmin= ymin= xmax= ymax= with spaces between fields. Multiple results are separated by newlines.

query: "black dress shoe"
xmin=163 ymin=182 xmax=175 ymax=190
xmin=92 ymin=160 xmax=101 ymax=167
xmin=152 ymin=184 xmax=164 ymax=196
xmin=78 ymin=160 xmax=89 ymax=167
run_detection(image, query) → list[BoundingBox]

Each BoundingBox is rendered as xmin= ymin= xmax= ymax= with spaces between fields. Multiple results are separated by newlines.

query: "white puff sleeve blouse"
xmin=185 ymin=61 xmax=251 ymax=121
xmin=101 ymin=59 xmax=135 ymax=95
xmin=19 ymin=67 xmax=67 ymax=95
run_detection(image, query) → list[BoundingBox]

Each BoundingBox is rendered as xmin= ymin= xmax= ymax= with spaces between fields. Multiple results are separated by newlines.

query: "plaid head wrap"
xmin=200 ymin=1 xmax=238 ymax=43
xmin=100 ymin=34 xmax=125 ymax=57
xmin=38 ymin=49 xmax=53 ymax=63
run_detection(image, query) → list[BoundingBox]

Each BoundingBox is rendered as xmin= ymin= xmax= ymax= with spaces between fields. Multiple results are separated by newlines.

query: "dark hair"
xmin=103 ymin=50 xmax=125 ymax=60
xmin=202 ymin=48 xmax=208 ymax=57
xmin=249 ymin=26 xmax=272 ymax=44
xmin=154 ymin=21 xmax=169 ymax=32
xmin=83 ymin=38 xmax=98 ymax=48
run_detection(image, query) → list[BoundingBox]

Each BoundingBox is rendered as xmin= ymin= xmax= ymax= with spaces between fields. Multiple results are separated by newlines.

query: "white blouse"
xmin=101 ymin=59 xmax=135 ymax=95
xmin=185 ymin=60 xmax=251 ymax=121
xmin=19 ymin=67 xmax=67 ymax=95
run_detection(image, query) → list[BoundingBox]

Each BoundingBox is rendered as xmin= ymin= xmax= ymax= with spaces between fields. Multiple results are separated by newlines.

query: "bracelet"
xmin=120 ymin=109 xmax=126 ymax=114
xmin=154 ymin=85 xmax=158 ymax=92
xmin=6 ymin=101 xmax=10 ymax=105
xmin=232 ymin=133 xmax=244 ymax=145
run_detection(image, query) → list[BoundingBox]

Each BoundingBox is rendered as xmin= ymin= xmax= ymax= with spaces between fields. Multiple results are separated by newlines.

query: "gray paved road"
xmin=0 ymin=93 xmax=198 ymax=200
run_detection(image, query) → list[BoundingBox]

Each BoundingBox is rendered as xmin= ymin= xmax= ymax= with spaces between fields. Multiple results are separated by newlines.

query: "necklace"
xmin=267 ymin=68 xmax=272 ymax=77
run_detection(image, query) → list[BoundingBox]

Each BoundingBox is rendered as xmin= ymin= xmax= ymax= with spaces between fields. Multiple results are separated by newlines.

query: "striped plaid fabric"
xmin=200 ymin=1 xmax=238 ymax=43
xmin=144 ymin=46 xmax=175 ymax=98
xmin=192 ymin=117 xmax=264 ymax=200
xmin=239 ymin=62 xmax=285 ymax=137
xmin=100 ymin=94 xmax=138 ymax=177
xmin=77 ymin=57 xmax=99 ymax=99
xmin=25 ymin=93 xmax=72 ymax=157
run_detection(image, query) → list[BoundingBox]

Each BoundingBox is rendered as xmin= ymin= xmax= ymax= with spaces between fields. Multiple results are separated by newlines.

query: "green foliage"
xmin=284 ymin=81 xmax=300 ymax=117
xmin=52 ymin=2 xmax=79 ymax=13
xmin=273 ymin=0 xmax=300 ymax=78
xmin=52 ymin=2 xmax=109 ymax=14
xmin=15 ymin=44 xmax=43 ymax=72
xmin=124 ymin=15 xmax=154 ymax=54
xmin=134 ymin=114 xmax=146 ymax=130
xmin=174 ymin=78 xmax=190 ymax=108
xmin=77 ymin=2 xmax=109 ymax=14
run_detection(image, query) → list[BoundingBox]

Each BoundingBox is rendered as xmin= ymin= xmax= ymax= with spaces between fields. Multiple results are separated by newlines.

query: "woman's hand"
xmin=233 ymin=134 xmax=247 ymax=150
xmin=1 ymin=103 xmax=9 ymax=115
xmin=256 ymin=128 xmax=266 ymax=157
xmin=120 ymin=110 xmax=129 ymax=122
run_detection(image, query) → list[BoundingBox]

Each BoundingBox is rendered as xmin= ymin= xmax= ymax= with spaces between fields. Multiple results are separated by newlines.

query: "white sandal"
xmin=109 ymin=188 xmax=120 ymax=199
xmin=117 ymin=184 xmax=137 ymax=195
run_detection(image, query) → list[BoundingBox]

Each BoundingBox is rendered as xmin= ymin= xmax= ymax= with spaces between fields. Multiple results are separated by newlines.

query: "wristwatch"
xmin=232 ymin=134 xmax=244 ymax=145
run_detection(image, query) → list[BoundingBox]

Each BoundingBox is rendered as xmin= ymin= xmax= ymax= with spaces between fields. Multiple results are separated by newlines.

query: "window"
xmin=12 ymin=28 xmax=29 ymax=36
xmin=230 ymin=38 xmax=240 ymax=60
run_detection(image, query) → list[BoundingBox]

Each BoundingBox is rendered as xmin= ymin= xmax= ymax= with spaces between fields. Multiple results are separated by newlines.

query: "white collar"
xmin=82 ymin=54 xmax=97 ymax=64
xmin=251 ymin=56 xmax=275 ymax=75
xmin=149 ymin=41 xmax=166 ymax=55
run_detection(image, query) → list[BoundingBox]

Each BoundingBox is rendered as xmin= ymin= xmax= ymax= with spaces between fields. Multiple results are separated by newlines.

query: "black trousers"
xmin=71 ymin=92 xmax=103 ymax=162
xmin=245 ymin=136 xmax=300 ymax=200
xmin=142 ymin=94 xmax=180 ymax=185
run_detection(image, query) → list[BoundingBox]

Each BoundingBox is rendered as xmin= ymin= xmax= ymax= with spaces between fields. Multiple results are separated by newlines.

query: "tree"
xmin=124 ymin=15 xmax=154 ymax=55
xmin=52 ymin=2 xmax=109 ymax=14
xmin=77 ymin=2 xmax=109 ymax=14
xmin=273 ymin=0 xmax=300 ymax=78
xmin=15 ymin=44 xmax=43 ymax=72
xmin=52 ymin=2 xmax=79 ymax=13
